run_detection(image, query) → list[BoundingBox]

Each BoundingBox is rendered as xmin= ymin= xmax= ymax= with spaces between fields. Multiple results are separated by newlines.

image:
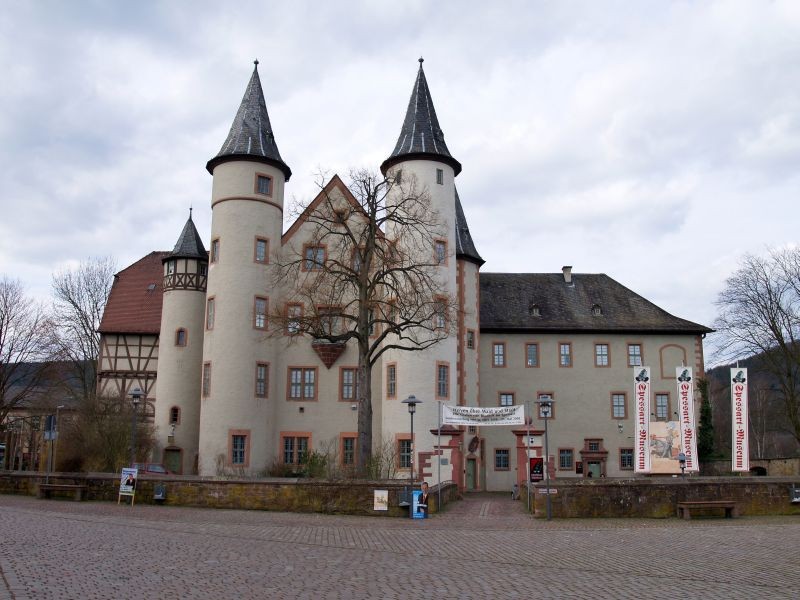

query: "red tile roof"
xmin=99 ymin=252 xmax=168 ymax=334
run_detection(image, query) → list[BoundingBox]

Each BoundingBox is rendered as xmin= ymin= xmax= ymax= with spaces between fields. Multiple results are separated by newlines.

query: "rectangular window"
xmin=620 ymin=448 xmax=634 ymax=470
xmin=595 ymin=343 xmax=609 ymax=367
xmin=466 ymin=330 xmax=475 ymax=349
xmin=492 ymin=342 xmax=506 ymax=367
xmin=254 ymin=238 xmax=269 ymax=263
xmin=206 ymin=297 xmax=215 ymax=330
xmin=256 ymin=174 xmax=272 ymax=196
xmin=611 ymin=393 xmax=626 ymax=419
xmin=318 ymin=306 xmax=340 ymax=337
xmin=399 ymin=439 xmax=412 ymax=469
xmin=436 ymin=168 xmax=444 ymax=185
xmin=351 ymin=249 xmax=362 ymax=273
xmin=559 ymin=449 xmax=574 ymax=470
xmin=202 ymin=362 xmax=211 ymax=397
xmin=167 ymin=260 xmax=176 ymax=275
xmin=255 ymin=363 xmax=269 ymax=398
xmin=386 ymin=364 xmax=397 ymax=398
xmin=433 ymin=298 xmax=447 ymax=330
xmin=286 ymin=304 xmax=302 ymax=335
xmin=587 ymin=440 xmax=601 ymax=452
xmin=559 ymin=343 xmax=572 ymax=367
xmin=434 ymin=240 xmax=447 ymax=265
xmin=342 ymin=437 xmax=356 ymax=465
xmin=494 ymin=449 xmax=510 ymax=470
xmin=231 ymin=435 xmax=247 ymax=465
xmin=199 ymin=263 xmax=207 ymax=276
xmin=303 ymin=245 xmax=325 ymax=270
xmin=175 ymin=328 xmax=186 ymax=347
xmin=254 ymin=297 xmax=268 ymax=329
xmin=628 ymin=344 xmax=642 ymax=367
xmin=499 ymin=392 xmax=514 ymax=407
xmin=210 ymin=239 xmax=220 ymax=263
xmin=340 ymin=368 xmax=355 ymax=401
xmin=288 ymin=368 xmax=317 ymax=400
xmin=436 ymin=363 xmax=449 ymax=399
xmin=283 ymin=436 xmax=309 ymax=465
xmin=525 ymin=343 xmax=539 ymax=367
xmin=655 ymin=393 xmax=669 ymax=420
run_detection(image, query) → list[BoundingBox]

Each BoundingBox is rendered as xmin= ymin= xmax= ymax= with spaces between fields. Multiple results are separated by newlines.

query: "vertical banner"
xmin=731 ymin=369 xmax=750 ymax=472
xmin=676 ymin=367 xmax=699 ymax=472
xmin=634 ymin=367 xmax=651 ymax=473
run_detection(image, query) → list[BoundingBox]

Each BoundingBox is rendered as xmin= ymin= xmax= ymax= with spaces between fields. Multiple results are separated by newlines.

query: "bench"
xmin=677 ymin=500 xmax=738 ymax=520
xmin=38 ymin=483 xmax=87 ymax=501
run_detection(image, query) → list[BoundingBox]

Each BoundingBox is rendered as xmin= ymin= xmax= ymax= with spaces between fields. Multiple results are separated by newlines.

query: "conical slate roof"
xmin=166 ymin=210 xmax=207 ymax=261
xmin=206 ymin=61 xmax=292 ymax=180
xmin=381 ymin=59 xmax=462 ymax=176
xmin=454 ymin=188 xmax=484 ymax=266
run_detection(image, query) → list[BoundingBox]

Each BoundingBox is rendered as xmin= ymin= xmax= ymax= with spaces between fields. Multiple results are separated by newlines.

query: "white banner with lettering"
xmin=442 ymin=404 xmax=525 ymax=426
xmin=633 ymin=367 xmax=651 ymax=473
xmin=731 ymin=368 xmax=750 ymax=472
xmin=675 ymin=367 xmax=699 ymax=472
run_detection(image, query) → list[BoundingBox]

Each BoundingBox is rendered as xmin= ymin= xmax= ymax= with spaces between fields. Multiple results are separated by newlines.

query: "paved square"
xmin=1 ymin=493 xmax=798 ymax=599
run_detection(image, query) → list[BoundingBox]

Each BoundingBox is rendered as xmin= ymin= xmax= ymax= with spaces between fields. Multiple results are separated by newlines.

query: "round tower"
xmin=378 ymin=59 xmax=467 ymax=486
xmin=198 ymin=61 xmax=291 ymax=475
xmin=154 ymin=210 xmax=208 ymax=474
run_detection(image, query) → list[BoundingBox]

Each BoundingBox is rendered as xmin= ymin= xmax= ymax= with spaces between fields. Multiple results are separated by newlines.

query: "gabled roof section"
xmin=454 ymin=187 xmax=484 ymax=266
xmin=206 ymin=61 xmax=292 ymax=180
xmin=381 ymin=58 xmax=462 ymax=176
xmin=480 ymin=272 xmax=713 ymax=334
xmin=99 ymin=252 xmax=168 ymax=334
xmin=166 ymin=210 xmax=207 ymax=261
xmin=282 ymin=175 xmax=372 ymax=244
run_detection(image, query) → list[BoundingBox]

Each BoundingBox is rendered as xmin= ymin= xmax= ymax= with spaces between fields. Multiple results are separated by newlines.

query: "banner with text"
xmin=634 ymin=367 xmax=652 ymax=473
xmin=442 ymin=404 xmax=525 ymax=426
xmin=675 ymin=367 xmax=699 ymax=472
xmin=731 ymin=368 xmax=750 ymax=472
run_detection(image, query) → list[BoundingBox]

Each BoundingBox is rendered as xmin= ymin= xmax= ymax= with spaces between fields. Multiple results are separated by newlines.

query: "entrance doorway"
xmin=466 ymin=458 xmax=477 ymax=490
xmin=163 ymin=448 xmax=182 ymax=474
xmin=587 ymin=461 xmax=602 ymax=478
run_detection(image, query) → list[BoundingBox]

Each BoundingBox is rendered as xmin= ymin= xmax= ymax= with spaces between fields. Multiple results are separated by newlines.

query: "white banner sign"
xmin=731 ymin=368 xmax=750 ymax=472
xmin=676 ymin=367 xmax=699 ymax=472
xmin=442 ymin=404 xmax=525 ymax=426
xmin=634 ymin=367 xmax=651 ymax=473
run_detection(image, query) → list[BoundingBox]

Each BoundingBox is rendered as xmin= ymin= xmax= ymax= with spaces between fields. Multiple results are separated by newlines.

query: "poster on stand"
xmin=118 ymin=467 xmax=138 ymax=505
xmin=633 ymin=367 xmax=651 ymax=473
xmin=731 ymin=368 xmax=750 ymax=472
xmin=675 ymin=367 xmax=699 ymax=472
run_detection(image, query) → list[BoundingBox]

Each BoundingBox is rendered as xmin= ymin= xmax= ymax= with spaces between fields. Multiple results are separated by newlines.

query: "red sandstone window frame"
xmin=254 ymin=237 xmax=269 ymax=264
xmin=202 ymin=362 xmax=211 ymax=397
xmin=386 ymin=363 xmax=397 ymax=398
xmin=558 ymin=448 xmax=574 ymax=470
xmin=205 ymin=297 xmax=215 ymax=330
xmin=302 ymin=244 xmax=327 ymax=271
xmin=397 ymin=434 xmax=412 ymax=470
xmin=435 ymin=361 xmax=450 ymax=400
xmin=492 ymin=342 xmax=506 ymax=368
xmin=339 ymin=367 xmax=356 ymax=402
xmin=494 ymin=448 xmax=510 ymax=471
xmin=610 ymin=392 xmax=627 ymax=419
xmin=498 ymin=391 xmax=515 ymax=407
xmin=558 ymin=342 xmax=572 ymax=368
xmin=340 ymin=433 xmax=357 ymax=466
xmin=594 ymin=342 xmax=610 ymax=367
xmin=253 ymin=296 xmax=268 ymax=330
xmin=229 ymin=429 xmax=251 ymax=467
xmin=655 ymin=392 xmax=671 ymax=421
xmin=432 ymin=296 xmax=448 ymax=332
xmin=210 ymin=238 xmax=220 ymax=264
xmin=627 ymin=342 xmax=644 ymax=367
xmin=466 ymin=329 xmax=476 ymax=349
xmin=434 ymin=239 xmax=448 ymax=266
xmin=281 ymin=432 xmax=312 ymax=465
xmin=254 ymin=172 xmax=273 ymax=197
xmin=525 ymin=342 xmax=539 ymax=368
xmin=255 ymin=362 xmax=269 ymax=398
xmin=620 ymin=448 xmax=634 ymax=470
xmin=285 ymin=303 xmax=303 ymax=336
xmin=287 ymin=367 xmax=318 ymax=401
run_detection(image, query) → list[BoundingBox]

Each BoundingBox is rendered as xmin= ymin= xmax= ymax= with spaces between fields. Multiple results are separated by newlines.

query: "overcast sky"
xmin=2 ymin=1 xmax=799 ymax=358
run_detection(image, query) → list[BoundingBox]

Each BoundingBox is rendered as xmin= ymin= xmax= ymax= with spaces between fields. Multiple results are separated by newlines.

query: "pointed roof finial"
xmin=254 ymin=58 xmax=259 ymax=68
xmin=189 ymin=206 xmax=193 ymax=220
xmin=380 ymin=59 xmax=461 ymax=176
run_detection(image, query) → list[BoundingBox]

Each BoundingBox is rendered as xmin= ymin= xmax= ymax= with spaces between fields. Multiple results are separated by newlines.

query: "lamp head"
xmin=402 ymin=394 xmax=421 ymax=414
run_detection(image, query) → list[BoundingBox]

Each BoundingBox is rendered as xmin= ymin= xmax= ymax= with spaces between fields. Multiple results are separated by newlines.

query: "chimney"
xmin=562 ymin=265 xmax=573 ymax=284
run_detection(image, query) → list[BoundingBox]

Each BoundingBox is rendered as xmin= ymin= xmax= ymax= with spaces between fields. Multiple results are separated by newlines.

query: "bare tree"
xmin=51 ymin=256 xmax=116 ymax=399
xmin=273 ymin=170 xmax=457 ymax=473
xmin=713 ymin=248 xmax=800 ymax=446
xmin=0 ymin=277 xmax=54 ymax=429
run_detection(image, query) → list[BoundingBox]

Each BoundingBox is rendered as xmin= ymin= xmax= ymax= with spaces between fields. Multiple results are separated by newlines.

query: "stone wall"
xmin=701 ymin=458 xmax=800 ymax=477
xmin=531 ymin=477 xmax=800 ymax=518
xmin=0 ymin=471 xmax=458 ymax=517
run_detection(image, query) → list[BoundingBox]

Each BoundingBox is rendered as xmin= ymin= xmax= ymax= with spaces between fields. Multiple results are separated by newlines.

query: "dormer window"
xmin=528 ymin=303 xmax=540 ymax=317
xmin=592 ymin=304 xmax=602 ymax=316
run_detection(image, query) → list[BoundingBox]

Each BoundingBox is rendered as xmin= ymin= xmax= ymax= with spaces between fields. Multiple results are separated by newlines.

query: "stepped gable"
xmin=480 ymin=272 xmax=712 ymax=333
xmin=99 ymin=252 xmax=168 ymax=334
xmin=381 ymin=58 xmax=462 ymax=176
xmin=206 ymin=61 xmax=292 ymax=180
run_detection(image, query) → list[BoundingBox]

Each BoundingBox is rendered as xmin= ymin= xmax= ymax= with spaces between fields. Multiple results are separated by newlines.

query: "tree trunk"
xmin=356 ymin=355 xmax=372 ymax=475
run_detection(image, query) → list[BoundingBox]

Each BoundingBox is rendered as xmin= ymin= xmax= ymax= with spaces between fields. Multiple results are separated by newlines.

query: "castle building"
xmin=98 ymin=60 xmax=710 ymax=490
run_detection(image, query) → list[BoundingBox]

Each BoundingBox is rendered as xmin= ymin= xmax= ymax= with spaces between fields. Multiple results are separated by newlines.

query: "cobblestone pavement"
xmin=1 ymin=493 xmax=798 ymax=599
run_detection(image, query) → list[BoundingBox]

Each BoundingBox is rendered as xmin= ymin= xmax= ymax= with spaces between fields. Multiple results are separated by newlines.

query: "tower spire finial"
xmin=418 ymin=56 xmax=424 ymax=65
xmin=189 ymin=206 xmax=193 ymax=219
xmin=254 ymin=58 xmax=259 ymax=68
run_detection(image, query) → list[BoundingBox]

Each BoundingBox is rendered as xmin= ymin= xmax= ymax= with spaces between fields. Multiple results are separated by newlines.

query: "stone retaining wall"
xmin=531 ymin=477 xmax=800 ymax=518
xmin=0 ymin=471 xmax=459 ymax=517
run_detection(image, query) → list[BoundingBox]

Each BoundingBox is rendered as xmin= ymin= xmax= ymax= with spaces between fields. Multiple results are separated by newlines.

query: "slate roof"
xmin=454 ymin=187 xmax=484 ymax=266
xmin=381 ymin=59 xmax=462 ymax=176
xmin=206 ymin=62 xmax=292 ymax=180
xmin=166 ymin=211 xmax=207 ymax=261
xmin=480 ymin=272 xmax=712 ymax=334
xmin=98 ymin=252 xmax=168 ymax=334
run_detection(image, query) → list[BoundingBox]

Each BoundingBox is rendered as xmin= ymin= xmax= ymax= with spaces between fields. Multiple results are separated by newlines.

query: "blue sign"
xmin=411 ymin=490 xmax=426 ymax=519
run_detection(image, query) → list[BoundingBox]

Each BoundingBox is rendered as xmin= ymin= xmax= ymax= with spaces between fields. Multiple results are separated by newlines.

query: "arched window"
xmin=169 ymin=406 xmax=180 ymax=425
xmin=175 ymin=328 xmax=187 ymax=346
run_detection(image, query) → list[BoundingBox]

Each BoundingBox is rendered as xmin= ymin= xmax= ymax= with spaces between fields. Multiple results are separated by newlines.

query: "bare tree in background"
xmin=51 ymin=256 xmax=116 ymax=399
xmin=0 ymin=278 xmax=54 ymax=459
xmin=714 ymin=248 xmax=800 ymax=446
xmin=272 ymin=170 xmax=457 ymax=473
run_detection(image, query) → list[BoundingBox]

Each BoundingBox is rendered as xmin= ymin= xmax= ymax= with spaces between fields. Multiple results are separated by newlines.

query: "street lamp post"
xmin=52 ymin=404 xmax=64 ymax=477
xmin=402 ymin=394 xmax=421 ymax=517
xmin=537 ymin=396 xmax=553 ymax=521
xmin=128 ymin=388 xmax=142 ymax=467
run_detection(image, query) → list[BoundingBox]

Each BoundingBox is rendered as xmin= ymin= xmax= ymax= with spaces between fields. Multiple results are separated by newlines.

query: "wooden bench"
xmin=677 ymin=500 xmax=738 ymax=520
xmin=37 ymin=483 xmax=87 ymax=501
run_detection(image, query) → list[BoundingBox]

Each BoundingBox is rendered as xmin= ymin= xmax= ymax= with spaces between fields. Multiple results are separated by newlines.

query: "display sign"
xmin=633 ymin=367 xmax=652 ymax=473
xmin=731 ymin=368 xmax=750 ymax=472
xmin=442 ymin=404 xmax=525 ymax=426
xmin=118 ymin=467 xmax=138 ymax=505
xmin=373 ymin=490 xmax=388 ymax=511
xmin=675 ymin=367 xmax=699 ymax=472
xmin=529 ymin=457 xmax=543 ymax=482
xmin=411 ymin=490 xmax=426 ymax=519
